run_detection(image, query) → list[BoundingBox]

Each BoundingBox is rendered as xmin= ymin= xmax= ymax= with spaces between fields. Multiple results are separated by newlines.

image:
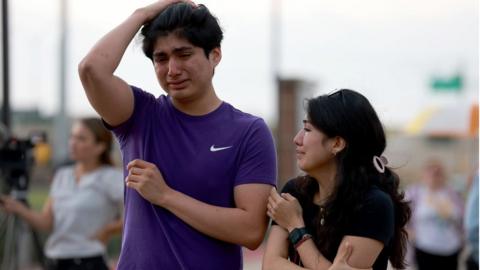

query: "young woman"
xmin=0 ymin=118 xmax=123 ymax=270
xmin=263 ymin=89 xmax=411 ymax=270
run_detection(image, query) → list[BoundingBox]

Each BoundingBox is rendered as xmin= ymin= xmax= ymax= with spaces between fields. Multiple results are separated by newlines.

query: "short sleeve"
xmin=280 ymin=179 xmax=298 ymax=195
xmin=103 ymin=168 xmax=124 ymax=203
xmin=102 ymin=85 xmax=157 ymax=147
xmin=48 ymin=167 xmax=70 ymax=197
xmin=345 ymin=188 xmax=394 ymax=245
xmin=234 ymin=119 xmax=277 ymax=187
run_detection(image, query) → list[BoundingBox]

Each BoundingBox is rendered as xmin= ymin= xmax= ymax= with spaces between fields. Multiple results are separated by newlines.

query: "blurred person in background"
xmin=0 ymin=117 xmax=123 ymax=270
xmin=263 ymin=89 xmax=411 ymax=270
xmin=406 ymin=159 xmax=464 ymax=270
xmin=464 ymin=171 xmax=478 ymax=270
xmin=78 ymin=1 xmax=276 ymax=269
xmin=32 ymin=131 xmax=52 ymax=167
xmin=30 ymin=131 xmax=54 ymax=186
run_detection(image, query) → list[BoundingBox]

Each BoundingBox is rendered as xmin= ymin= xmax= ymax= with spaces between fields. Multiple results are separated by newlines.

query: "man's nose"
xmin=168 ymin=59 xmax=181 ymax=76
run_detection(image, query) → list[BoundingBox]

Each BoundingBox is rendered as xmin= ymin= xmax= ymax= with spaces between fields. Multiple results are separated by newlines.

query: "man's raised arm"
xmin=78 ymin=1 xmax=180 ymax=126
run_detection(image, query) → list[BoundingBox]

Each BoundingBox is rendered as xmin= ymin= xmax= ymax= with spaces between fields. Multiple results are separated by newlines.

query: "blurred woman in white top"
xmin=406 ymin=159 xmax=464 ymax=270
xmin=0 ymin=117 xmax=123 ymax=270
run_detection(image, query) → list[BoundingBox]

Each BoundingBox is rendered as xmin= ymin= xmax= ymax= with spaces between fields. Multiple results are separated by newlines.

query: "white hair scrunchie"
xmin=373 ymin=155 xmax=388 ymax=173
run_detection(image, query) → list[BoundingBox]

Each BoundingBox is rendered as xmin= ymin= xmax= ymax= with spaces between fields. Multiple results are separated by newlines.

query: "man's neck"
xmin=171 ymin=88 xmax=222 ymax=116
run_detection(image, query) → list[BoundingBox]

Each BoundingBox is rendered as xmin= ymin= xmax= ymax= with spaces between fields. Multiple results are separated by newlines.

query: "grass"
xmin=27 ymin=186 xmax=49 ymax=210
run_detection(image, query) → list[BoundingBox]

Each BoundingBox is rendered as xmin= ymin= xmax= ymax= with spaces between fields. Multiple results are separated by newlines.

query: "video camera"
xmin=0 ymin=136 xmax=34 ymax=200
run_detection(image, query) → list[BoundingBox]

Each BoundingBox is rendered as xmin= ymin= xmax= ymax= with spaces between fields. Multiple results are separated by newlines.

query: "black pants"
xmin=466 ymin=255 xmax=479 ymax=270
xmin=45 ymin=255 xmax=109 ymax=270
xmin=415 ymin=247 xmax=459 ymax=270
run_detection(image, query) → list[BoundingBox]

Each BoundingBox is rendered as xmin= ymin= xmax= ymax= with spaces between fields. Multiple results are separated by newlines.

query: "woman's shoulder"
xmin=88 ymin=166 xmax=123 ymax=196
xmin=346 ymin=186 xmax=395 ymax=245
xmin=53 ymin=165 xmax=74 ymax=180
xmin=96 ymin=166 xmax=123 ymax=178
xmin=280 ymin=177 xmax=303 ymax=193
xmin=56 ymin=164 xmax=74 ymax=173
xmin=363 ymin=186 xmax=394 ymax=212
xmin=280 ymin=177 xmax=313 ymax=205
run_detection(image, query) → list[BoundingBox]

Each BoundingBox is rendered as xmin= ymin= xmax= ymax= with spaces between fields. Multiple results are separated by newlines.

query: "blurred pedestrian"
xmin=406 ymin=159 xmax=464 ymax=270
xmin=0 ymin=117 xmax=123 ymax=270
xmin=464 ymin=171 xmax=478 ymax=270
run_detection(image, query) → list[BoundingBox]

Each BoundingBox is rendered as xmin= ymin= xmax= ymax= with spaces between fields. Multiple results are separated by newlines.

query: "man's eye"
xmin=154 ymin=57 xmax=167 ymax=63
xmin=303 ymin=128 xmax=311 ymax=132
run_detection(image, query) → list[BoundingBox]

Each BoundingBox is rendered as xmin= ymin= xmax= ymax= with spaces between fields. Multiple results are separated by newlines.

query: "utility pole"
xmin=1 ymin=0 xmax=10 ymax=131
xmin=271 ymin=0 xmax=281 ymax=81
xmin=53 ymin=0 xmax=69 ymax=164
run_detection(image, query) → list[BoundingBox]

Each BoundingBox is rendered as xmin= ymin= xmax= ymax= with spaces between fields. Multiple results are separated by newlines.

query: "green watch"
xmin=288 ymin=227 xmax=309 ymax=246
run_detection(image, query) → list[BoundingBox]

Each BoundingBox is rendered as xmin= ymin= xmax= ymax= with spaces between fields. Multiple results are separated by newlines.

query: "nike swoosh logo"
xmin=210 ymin=145 xmax=233 ymax=152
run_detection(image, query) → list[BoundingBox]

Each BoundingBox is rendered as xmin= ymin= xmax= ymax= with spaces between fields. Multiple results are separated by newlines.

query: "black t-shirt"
xmin=277 ymin=179 xmax=394 ymax=270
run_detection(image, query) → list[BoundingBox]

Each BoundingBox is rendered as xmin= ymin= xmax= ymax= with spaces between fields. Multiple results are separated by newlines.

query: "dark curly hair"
xmin=140 ymin=3 xmax=223 ymax=60
xmin=296 ymin=89 xmax=411 ymax=269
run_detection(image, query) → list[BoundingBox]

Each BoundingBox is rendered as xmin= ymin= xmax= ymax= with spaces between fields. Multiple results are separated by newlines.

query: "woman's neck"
xmin=75 ymin=160 xmax=101 ymax=180
xmin=310 ymin=164 xmax=337 ymax=206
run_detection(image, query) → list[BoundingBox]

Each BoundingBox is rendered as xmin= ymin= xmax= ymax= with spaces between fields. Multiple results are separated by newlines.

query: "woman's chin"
xmin=297 ymin=161 xmax=307 ymax=172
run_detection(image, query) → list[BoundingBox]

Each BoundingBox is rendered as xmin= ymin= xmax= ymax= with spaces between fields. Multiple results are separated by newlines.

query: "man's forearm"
xmin=159 ymin=189 xmax=268 ymax=250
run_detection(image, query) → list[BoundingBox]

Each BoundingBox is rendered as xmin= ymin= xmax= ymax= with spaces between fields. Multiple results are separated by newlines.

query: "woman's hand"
xmin=92 ymin=227 xmax=110 ymax=245
xmin=267 ymin=187 xmax=304 ymax=232
xmin=91 ymin=219 xmax=123 ymax=246
xmin=0 ymin=196 xmax=25 ymax=215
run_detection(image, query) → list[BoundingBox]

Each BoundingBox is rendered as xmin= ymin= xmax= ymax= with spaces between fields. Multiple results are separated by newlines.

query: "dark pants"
xmin=45 ymin=255 xmax=109 ymax=270
xmin=466 ymin=255 xmax=479 ymax=270
xmin=415 ymin=247 xmax=459 ymax=270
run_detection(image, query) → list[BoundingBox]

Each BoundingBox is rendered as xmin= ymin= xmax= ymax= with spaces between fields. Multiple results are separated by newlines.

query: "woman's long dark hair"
xmin=296 ymin=89 xmax=410 ymax=268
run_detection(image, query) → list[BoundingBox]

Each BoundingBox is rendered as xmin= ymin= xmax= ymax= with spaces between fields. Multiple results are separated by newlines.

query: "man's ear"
xmin=209 ymin=47 xmax=222 ymax=67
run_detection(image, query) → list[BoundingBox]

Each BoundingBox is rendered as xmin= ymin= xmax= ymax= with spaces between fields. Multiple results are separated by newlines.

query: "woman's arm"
xmin=262 ymin=225 xmax=308 ymax=270
xmin=333 ymin=236 xmax=383 ymax=269
xmin=93 ymin=199 xmax=124 ymax=244
xmin=0 ymin=196 xmax=54 ymax=232
xmin=263 ymin=225 xmax=372 ymax=270
xmin=92 ymin=218 xmax=123 ymax=245
xmin=268 ymin=189 xmax=378 ymax=270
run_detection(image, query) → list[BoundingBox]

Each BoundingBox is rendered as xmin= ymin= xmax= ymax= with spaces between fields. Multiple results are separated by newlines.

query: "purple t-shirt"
xmin=110 ymin=86 xmax=277 ymax=269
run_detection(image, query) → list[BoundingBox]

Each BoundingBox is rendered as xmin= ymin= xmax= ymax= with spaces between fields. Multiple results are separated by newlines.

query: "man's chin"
xmin=170 ymin=89 xmax=189 ymax=97
xmin=169 ymin=90 xmax=198 ymax=103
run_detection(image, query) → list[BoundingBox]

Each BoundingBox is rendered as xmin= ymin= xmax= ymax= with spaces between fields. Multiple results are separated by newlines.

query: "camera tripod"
xmin=0 ymin=182 xmax=45 ymax=270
